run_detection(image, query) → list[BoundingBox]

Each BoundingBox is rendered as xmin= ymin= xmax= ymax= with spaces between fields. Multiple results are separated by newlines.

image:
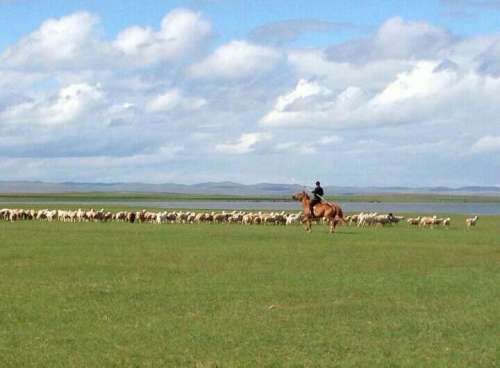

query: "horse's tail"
xmin=336 ymin=206 xmax=347 ymax=224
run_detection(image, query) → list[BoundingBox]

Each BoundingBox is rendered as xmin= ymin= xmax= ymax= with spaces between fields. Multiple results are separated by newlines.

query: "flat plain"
xmin=1 ymin=215 xmax=499 ymax=367
xmin=2 ymin=191 xmax=500 ymax=203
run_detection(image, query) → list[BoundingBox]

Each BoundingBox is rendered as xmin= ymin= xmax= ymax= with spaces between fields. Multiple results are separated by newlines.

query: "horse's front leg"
xmin=302 ymin=217 xmax=312 ymax=232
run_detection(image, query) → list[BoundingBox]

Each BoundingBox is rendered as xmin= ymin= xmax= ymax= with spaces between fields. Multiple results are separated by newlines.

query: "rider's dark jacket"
xmin=312 ymin=186 xmax=324 ymax=201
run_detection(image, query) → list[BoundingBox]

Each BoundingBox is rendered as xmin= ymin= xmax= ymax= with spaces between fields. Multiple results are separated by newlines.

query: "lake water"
xmin=1 ymin=200 xmax=499 ymax=215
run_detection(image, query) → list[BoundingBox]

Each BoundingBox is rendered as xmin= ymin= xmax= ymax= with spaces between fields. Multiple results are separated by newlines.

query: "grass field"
xmin=1 ymin=216 xmax=499 ymax=367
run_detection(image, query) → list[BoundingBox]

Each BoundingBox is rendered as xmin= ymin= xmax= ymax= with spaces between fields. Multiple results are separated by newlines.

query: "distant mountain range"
xmin=1 ymin=181 xmax=500 ymax=196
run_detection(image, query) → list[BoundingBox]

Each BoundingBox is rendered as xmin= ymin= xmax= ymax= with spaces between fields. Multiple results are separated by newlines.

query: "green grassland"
xmin=1 ymin=191 xmax=500 ymax=203
xmin=1 ymin=217 xmax=499 ymax=367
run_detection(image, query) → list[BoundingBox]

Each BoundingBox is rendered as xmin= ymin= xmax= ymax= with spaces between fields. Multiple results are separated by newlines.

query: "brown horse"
xmin=292 ymin=191 xmax=345 ymax=233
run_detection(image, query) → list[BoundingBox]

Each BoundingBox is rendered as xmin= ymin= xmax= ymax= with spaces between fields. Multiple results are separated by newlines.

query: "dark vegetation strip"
xmin=1 ymin=192 xmax=500 ymax=203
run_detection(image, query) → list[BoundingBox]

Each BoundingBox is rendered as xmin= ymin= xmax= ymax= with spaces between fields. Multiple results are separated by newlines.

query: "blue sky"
xmin=2 ymin=0 xmax=500 ymax=49
xmin=1 ymin=0 xmax=500 ymax=186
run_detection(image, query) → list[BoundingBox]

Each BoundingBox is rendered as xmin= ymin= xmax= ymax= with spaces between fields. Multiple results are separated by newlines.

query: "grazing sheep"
xmin=187 ymin=212 xmax=197 ymax=224
xmin=193 ymin=212 xmax=203 ymax=223
xmin=0 ymin=209 xmax=9 ymax=220
xmin=392 ymin=215 xmax=405 ymax=223
xmin=347 ymin=214 xmax=359 ymax=226
xmin=357 ymin=212 xmax=380 ymax=227
xmin=213 ymin=212 xmax=228 ymax=224
xmin=0 ymin=206 xmax=434 ymax=234
xmin=252 ymin=216 xmax=262 ymax=225
xmin=432 ymin=217 xmax=445 ymax=226
xmin=286 ymin=212 xmax=302 ymax=225
xmin=46 ymin=210 xmax=58 ymax=222
xmin=374 ymin=213 xmax=395 ymax=226
xmin=407 ymin=216 xmax=421 ymax=226
xmin=419 ymin=216 xmax=437 ymax=228
xmin=242 ymin=213 xmax=254 ymax=225
xmin=127 ymin=211 xmax=136 ymax=223
xmin=115 ymin=211 xmax=127 ymax=222
xmin=466 ymin=216 xmax=479 ymax=228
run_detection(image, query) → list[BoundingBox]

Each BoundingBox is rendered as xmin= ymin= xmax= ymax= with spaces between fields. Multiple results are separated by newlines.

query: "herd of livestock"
xmin=0 ymin=208 xmax=480 ymax=228
xmin=346 ymin=213 xmax=478 ymax=228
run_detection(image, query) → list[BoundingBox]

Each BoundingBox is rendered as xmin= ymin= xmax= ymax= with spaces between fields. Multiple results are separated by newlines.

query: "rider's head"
xmin=315 ymin=181 xmax=320 ymax=186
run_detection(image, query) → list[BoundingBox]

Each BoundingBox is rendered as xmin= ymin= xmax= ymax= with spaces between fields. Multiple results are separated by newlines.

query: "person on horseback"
xmin=309 ymin=181 xmax=324 ymax=218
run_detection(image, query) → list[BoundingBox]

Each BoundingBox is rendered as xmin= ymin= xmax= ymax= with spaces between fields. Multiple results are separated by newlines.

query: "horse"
xmin=292 ymin=191 xmax=345 ymax=233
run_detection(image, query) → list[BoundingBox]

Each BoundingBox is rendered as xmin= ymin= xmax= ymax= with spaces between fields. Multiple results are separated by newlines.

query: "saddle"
xmin=309 ymin=201 xmax=322 ymax=218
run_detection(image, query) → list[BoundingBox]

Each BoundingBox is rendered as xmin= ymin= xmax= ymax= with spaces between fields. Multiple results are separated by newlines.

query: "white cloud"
xmin=114 ymin=26 xmax=154 ymax=56
xmin=327 ymin=17 xmax=453 ymax=63
xmin=372 ymin=17 xmax=453 ymax=60
xmin=1 ymin=83 xmax=104 ymax=125
xmin=0 ymin=143 xmax=184 ymax=183
xmin=274 ymin=141 xmax=317 ymax=155
xmin=370 ymin=61 xmax=458 ymax=105
xmin=287 ymin=49 xmax=413 ymax=91
xmin=1 ymin=8 xmax=212 ymax=70
xmin=260 ymin=79 xmax=367 ymax=128
xmin=0 ymin=71 xmax=45 ymax=96
xmin=114 ymin=8 xmax=212 ymax=66
xmin=261 ymin=60 xmax=500 ymax=130
xmin=145 ymin=89 xmax=207 ymax=113
xmin=274 ymin=79 xmax=330 ymax=111
xmin=471 ymin=135 xmax=500 ymax=153
xmin=215 ymin=132 xmax=271 ymax=154
xmin=1 ymin=12 xmax=108 ymax=70
xmin=318 ymin=135 xmax=342 ymax=145
xmin=1 ymin=11 xmax=500 ymax=186
xmin=188 ymin=40 xmax=282 ymax=80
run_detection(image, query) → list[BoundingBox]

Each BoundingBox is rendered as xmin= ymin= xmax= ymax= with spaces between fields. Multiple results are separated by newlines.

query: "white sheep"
xmin=466 ymin=216 xmax=478 ymax=228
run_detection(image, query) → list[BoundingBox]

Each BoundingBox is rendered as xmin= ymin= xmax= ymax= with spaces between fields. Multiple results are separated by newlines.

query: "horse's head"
xmin=292 ymin=191 xmax=309 ymax=201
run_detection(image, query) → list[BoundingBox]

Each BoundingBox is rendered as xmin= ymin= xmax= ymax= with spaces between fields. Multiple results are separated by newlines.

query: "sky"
xmin=1 ymin=0 xmax=500 ymax=187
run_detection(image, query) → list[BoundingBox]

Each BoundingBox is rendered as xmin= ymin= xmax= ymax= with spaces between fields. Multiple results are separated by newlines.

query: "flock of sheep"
xmin=0 ymin=208 xmax=480 ymax=228
xmin=347 ymin=212 xmax=479 ymax=228
xmin=0 ymin=208 xmax=302 ymax=225
xmin=407 ymin=215 xmax=479 ymax=228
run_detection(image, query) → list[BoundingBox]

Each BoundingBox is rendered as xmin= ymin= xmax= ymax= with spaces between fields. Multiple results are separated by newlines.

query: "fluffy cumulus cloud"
xmin=262 ymin=58 xmax=500 ymax=131
xmin=1 ymin=9 xmax=500 ymax=186
xmin=187 ymin=40 xmax=282 ymax=80
xmin=260 ymin=79 xmax=367 ymax=128
xmin=1 ymin=83 xmax=104 ymax=125
xmin=1 ymin=12 xmax=108 ymax=70
xmin=1 ymin=8 xmax=212 ymax=70
xmin=114 ymin=8 xmax=212 ymax=66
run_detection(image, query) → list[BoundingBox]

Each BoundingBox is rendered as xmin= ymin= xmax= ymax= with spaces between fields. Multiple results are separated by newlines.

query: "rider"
xmin=309 ymin=181 xmax=324 ymax=218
